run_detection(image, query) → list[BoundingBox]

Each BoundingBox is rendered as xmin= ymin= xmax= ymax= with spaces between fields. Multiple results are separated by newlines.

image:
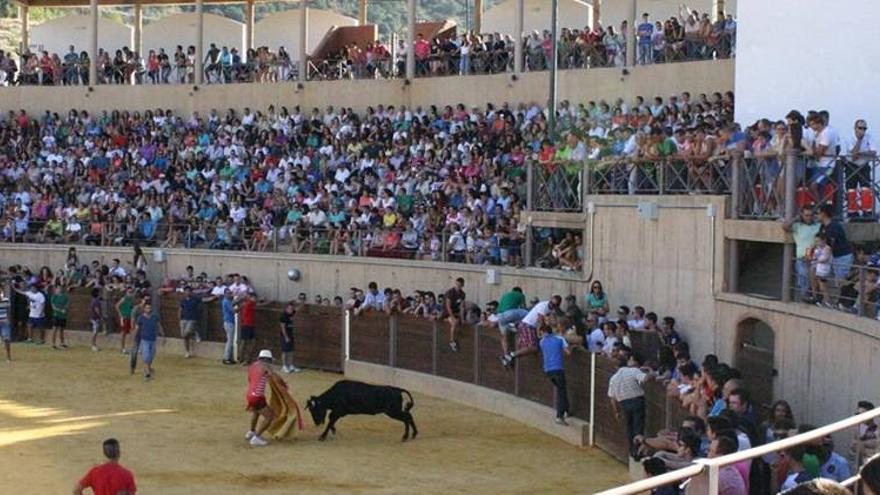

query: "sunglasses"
xmin=858 ymin=126 xmax=868 ymax=130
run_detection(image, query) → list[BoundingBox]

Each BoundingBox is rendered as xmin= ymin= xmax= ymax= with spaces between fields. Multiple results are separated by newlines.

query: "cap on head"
xmin=258 ymin=349 xmax=273 ymax=361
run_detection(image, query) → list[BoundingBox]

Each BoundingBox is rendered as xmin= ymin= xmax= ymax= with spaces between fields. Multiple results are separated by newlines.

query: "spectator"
xmin=780 ymin=478 xmax=850 ymax=495
xmin=486 ymin=287 xmax=528 ymax=359
xmin=220 ymin=289 xmax=237 ymax=365
xmin=609 ymin=353 xmax=652 ymax=458
xmin=780 ymin=445 xmax=816 ymax=491
xmin=817 ymin=204 xmax=853 ymax=286
xmin=503 ymin=295 xmax=561 ymax=367
xmin=179 ymin=286 xmax=201 ymax=358
xmin=73 ymin=438 xmax=136 ymax=495
xmin=0 ymin=287 xmax=10 ymax=362
xmin=236 ymin=292 xmax=259 ymax=364
xmin=279 ymin=302 xmax=300 ymax=374
xmin=115 ymin=287 xmax=136 ymax=355
xmin=710 ymin=435 xmax=747 ymax=495
xmin=445 ymin=277 xmax=466 ymax=352
xmin=357 ymin=282 xmax=384 ymax=315
xmin=783 ymin=207 xmax=820 ymax=302
xmin=538 ymin=323 xmax=571 ymax=425
xmin=642 ymin=456 xmax=681 ymax=495
xmin=861 ymin=453 xmax=880 ymax=495
xmin=586 ymin=281 xmax=610 ymax=317
xmin=49 ymin=284 xmax=69 ymax=350
xmin=851 ymin=401 xmax=879 ymax=465
xmin=17 ymin=284 xmax=46 ymax=344
xmin=134 ymin=300 xmax=164 ymax=380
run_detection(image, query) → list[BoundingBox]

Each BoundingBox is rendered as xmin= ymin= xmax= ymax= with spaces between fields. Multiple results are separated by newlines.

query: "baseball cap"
xmin=258 ymin=349 xmax=273 ymax=361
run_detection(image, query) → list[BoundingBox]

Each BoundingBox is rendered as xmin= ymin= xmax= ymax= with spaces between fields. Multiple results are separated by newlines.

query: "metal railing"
xmin=597 ymin=406 xmax=880 ymax=495
xmin=789 ymin=256 xmax=880 ymax=320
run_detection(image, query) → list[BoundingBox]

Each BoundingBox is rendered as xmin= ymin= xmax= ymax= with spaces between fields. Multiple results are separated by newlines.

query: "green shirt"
xmin=118 ymin=295 xmax=134 ymax=318
xmin=792 ymin=222 xmax=821 ymax=258
xmin=51 ymin=293 xmax=69 ymax=318
xmin=657 ymin=138 xmax=678 ymax=157
xmin=497 ymin=291 xmax=526 ymax=313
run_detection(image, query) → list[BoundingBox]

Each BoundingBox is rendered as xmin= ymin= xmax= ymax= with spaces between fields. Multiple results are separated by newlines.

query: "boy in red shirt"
xmin=245 ymin=349 xmax=281 ymax=447
xmin=74 ymin=438 xmax=136 ymax=495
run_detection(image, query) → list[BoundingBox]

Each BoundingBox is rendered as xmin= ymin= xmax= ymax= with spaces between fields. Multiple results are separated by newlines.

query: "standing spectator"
xmin=49 ymin=284 xmax=69 ymax=349
xmin=356 ymin=281 xmax=384 ymax=315
xmin=609 ymin=353 xmax=650 ymax=458
xmin=710 ymin=436 xmax=747 ymax=495
xmin=19 ymin=285 xmax=46 ymax=345
xmin=851 ymin=401 xmax=879 ymax=465
xmin=220 ymin=289 xmax=236 ymax=365
xmin=503 ymin=295 xmax=561 ymax=367
xmin=178 ymin=286 xmax=201 ymax=358
xmin=783 ymin=207 xmax=820 ymax=302
xmin=134 ymin=301 xmax=164 ymax=380
xmin=89 ymin=288 xmax=103 ymax=351
xmin=810 ymin=234 xmax=834 ymax=307
xmin=279 ymin=302 xmax=300 ymax=374
xmin=843 ymin=120 xmax=877 ymax=217
xmin=586 ymin=281 xmax=609 ymax=318
xmin=817 ymin=204 xmax=853 ymax=286
xmin=539 ymin=324 xmax=571 ymax=425
xmin=807 ymin=113 xmax=839 ymax=203
xmin=0 ymin=287 xmax=10 ymax=362
xmin=73 ymin=438 xmax=136 ymax=495
xmin=114 ymin=287 xmax=135 ymax=355
xmin=128 ymin=294 xmax=150 ymax=375
xmin=237 ymin=292 xmax=258 ymax=364
xmin=860 ymin=453 xmax=880 ymax=495
xmin=445 ymin=277 xmax=466 ymax=352
xmin=637 ymin=13 xmax=654 ymax=65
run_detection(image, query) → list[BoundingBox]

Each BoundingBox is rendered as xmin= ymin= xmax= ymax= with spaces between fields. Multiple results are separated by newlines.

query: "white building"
xmin=143 ymin=13 xmax=245 ymax=56
xmin=255 ymin=8 xmax=357 ymax=55
xmin=484 ymin=0 xmax=593 ymax=34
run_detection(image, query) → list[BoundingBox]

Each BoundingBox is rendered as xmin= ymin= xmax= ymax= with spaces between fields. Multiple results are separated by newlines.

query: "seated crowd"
xmin=0 ymin=92 xmax=733 ymax=271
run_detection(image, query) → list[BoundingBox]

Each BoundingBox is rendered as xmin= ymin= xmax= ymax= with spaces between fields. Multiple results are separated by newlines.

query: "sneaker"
xmin=144 ymin=373 xmax=152 ymax=381
xmin=195 ymin=334 xmax=202 ymax=343
xmin=60 ymin=344 xmax=68 ymax=349
xmin=222 ymin=359 xmax=235 ymax=365
xmin=91 ymin=345 xmax=100 ymax=352
xmin=281 ymin=365 xmax=290 ymax=373
xmin=555 ymin=417 xmax=569 ymax=426
xmin=245 ymin=431 xmax=256 ymax=440
xmin=449 ymin=341 xmax=459 ymax=352
xmin=249 ymin=435 xmax=269 ymax=447
xmin=290 ymin=366 xmax=302 ymax=373
xmin=184 ymin=353 xmax=192 ymax=359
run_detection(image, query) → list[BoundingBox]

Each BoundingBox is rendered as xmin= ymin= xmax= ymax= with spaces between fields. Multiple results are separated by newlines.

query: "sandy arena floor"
xmin=0 ymin=344 xmax=627 ymax=494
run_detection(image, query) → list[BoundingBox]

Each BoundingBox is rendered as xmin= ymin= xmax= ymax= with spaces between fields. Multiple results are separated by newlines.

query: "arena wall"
xmin=30 ymin=15 xmax=133 ymax=56
xmin=142 ymin=13 xmax=245 ymax=57
xmin=0 ymin=58 xmax=733 ymax=116
xmin=255 ymin=8 xmax=358 ymax=56
xmin=483 ymin=0 xmax=593 ymax=34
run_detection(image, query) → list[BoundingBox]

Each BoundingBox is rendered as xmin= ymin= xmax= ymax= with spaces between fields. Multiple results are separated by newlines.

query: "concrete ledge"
xmin=344 ymin=359 xmax=590 ymax=447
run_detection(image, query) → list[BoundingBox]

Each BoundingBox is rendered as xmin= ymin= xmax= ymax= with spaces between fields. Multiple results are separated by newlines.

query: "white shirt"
xmin=229 ymin=282 xmax=248 ymax=296
xmin=627 ymin=318 xmax=646 ymax=330
xmin=521 ymin=301 xmax=551 ymax=328
xmin=26 ymin=291 xmax=46 ymax=318
xmin=844 ymin=132 xmax=875 ymax=166
xmin=815 ymin=126 xmax=839 ymax=169
xmin=587 ymin=327 xmax=605 ymax=352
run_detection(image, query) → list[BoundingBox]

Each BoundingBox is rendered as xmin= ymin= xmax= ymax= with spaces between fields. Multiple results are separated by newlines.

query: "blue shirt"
xmin=539 ymin=334 xmax=568 ymax=372
xmin=221 ymin=298 xmax=235 ymax=323
xmin=180 ymin=296 xmax=200 ymax=321
xmin=137 ymin=313 xmax=160 ymax=342
xmin=820 ymin=452 xmax=852 ymax=482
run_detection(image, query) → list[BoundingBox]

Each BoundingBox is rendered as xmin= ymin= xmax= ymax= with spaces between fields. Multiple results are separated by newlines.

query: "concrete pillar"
xmin=195 ymin=0 xmax=204 ymax=84
xmin=133 ymin=3 xmax=143 ymax=55
xmin=592 ymin=0 xmax=600 ymax=29
xmin=358 ymin=0 xmax=368 ymax=25
xmin=513 ymin=0 xmax=523 ymax=73
xmin=473 ymin=0 xmax=482 ymax=34
xmin=299 ymin=0 xmax=308 ymax=80
xmin=624 ymin=0 xmax=635 ymax=67
xmin=244 ymin=0 xmax=255 ymax=52
xmin=89 ymin=0 xmax=98 ymax=86
xmin=713 ymin=0 xmax=725 ymax=20
xmin=19 ymin=5 xmax=29 ymax=52
xmin=405 ymin=0 xmax=415 ymax=80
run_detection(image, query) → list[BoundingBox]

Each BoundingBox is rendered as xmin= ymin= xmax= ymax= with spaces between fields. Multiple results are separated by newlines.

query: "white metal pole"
xmin=589 ymin=351 xmax=596 ymax=446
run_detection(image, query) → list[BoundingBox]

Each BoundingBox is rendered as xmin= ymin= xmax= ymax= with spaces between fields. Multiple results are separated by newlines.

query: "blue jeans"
xmin=620 ymin=396 xmax=645 ymax=458
xmin=497 ymin=308 xmax=528 ymax=330
xmin=141 ymin=339 xmax=157 ymax=365
xmin=795 ymin=258 xmax=810 ymax=299
xmin=833 ymin=254 xmax=853 ymax=281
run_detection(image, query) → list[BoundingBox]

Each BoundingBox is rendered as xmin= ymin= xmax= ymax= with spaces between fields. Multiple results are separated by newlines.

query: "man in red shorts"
xmin=73 ymin=438 xmax=136 ymax=495
xmin=502 ymin=295 xmax=561 ymax=368
xmin=236 ymin=292 xmax=258 ymax=365
xmin=245 ymin=349 xmax=281 ymax=447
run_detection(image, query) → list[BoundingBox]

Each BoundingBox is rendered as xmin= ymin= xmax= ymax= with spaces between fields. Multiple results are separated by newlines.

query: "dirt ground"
xmin=0 ymin=344 xmax=628 ymax=494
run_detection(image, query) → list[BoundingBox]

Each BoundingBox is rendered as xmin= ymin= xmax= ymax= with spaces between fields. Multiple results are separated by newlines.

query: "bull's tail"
xmin=402 ymin=389 xmax=415 ymax=412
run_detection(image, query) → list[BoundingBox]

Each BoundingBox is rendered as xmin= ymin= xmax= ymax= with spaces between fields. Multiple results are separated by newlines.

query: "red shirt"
xmin=241 ymin=299 xmax=256 ymax=326
xmin=247 ymin=362 xmax=269 ymax=399
xmin=79 ymin=462 xmax=136 ymax=495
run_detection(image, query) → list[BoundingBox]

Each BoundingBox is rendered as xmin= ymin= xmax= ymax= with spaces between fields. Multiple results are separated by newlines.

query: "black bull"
xmin=306 ymin=380 xmax=418 ymax=441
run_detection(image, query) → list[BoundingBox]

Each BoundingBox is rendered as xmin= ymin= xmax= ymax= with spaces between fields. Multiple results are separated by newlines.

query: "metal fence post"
xmin=658 ymin=160 xmax=666 ymax=195
xmin=580 ymin=164 xmax=588 ymax=212
xmin=781 ymin=151 xmax=798 ymax=303
xmin=730 ymin=154 xmax=741 ymax=219
xmin=431 ymin=321 xmax=438 ymax=375
xmin=388 ymin=314 xmax=397 ymax=367
xmin=857 ymin=266 xmax=866 ymax=317
xmin=526 ymin=161 xmax=534 ymax=211
xmin=524 ymin=226 xmax=533 ymax=267
xmin=588 ymin=351 xmax=596 ymax=446
xmin=473 ymin=324 xmax=480 ymax=385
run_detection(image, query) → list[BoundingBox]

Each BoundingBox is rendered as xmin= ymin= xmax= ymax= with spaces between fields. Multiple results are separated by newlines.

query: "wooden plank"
xmin=350 ymin=311 xmax=389 ymax=365
xmin=477 ymin=325 xmax=515 ymax=394
xmin=593 ymin=354 xmax=630 ymax=463
xmin=436 ymin=323 xmax=474 ymax=383
xmin=515 ymin=352 xmax=554 ymax=407
xmin=565 ymin=350 xmax=591 ymax=421
xmin=394 ymin=315 xmax=434 ymax=374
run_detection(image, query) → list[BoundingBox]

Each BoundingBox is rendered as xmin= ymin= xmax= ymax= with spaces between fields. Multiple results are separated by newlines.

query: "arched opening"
xmin=735 ymin=318 xmax=776 ymax=417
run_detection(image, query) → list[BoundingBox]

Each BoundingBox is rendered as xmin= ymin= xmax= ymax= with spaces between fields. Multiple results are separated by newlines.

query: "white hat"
xmin=258 ymin=349 xmax=274 ymax=361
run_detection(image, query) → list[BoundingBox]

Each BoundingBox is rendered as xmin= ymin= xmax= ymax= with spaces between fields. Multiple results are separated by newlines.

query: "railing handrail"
xmin=596 ymin=406 xmax=880 ymax=495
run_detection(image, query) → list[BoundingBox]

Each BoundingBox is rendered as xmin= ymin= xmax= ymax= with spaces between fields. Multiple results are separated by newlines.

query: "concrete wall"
xmin=484 ymin=0 xmax=592 ymax=34
xmin=255 ymin=8 xmax=357 ymax=56
xmin=143 ymin=13 xmax=245 ymax=56
xmin=31 ymin=15 xmax=133 ymax=55
xmin=715 ymin=293 xmax=880 ymax=433
xmin=0 ymin=58 xmax=733 ymax=116
xmin=600 ymin=0 xmax=738 ymax=26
